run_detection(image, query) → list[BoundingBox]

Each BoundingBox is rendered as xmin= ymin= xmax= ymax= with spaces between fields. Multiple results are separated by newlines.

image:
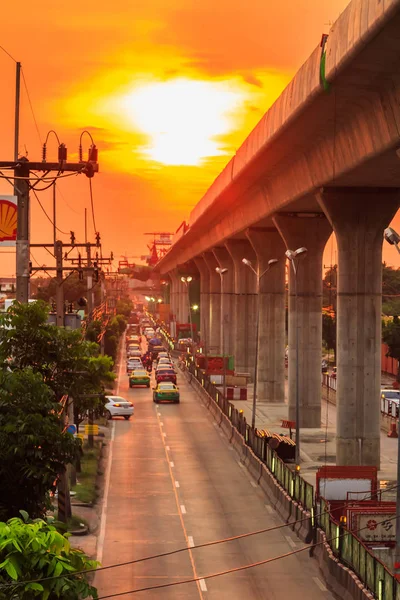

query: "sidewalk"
xmin=229 ymin=374 xmax=398 ymax=499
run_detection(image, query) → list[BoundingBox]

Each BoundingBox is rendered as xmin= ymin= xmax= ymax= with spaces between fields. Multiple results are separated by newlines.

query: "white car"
xmin=105 ymin=396 xmax=134 ymax=420
xmin=127 ymin=359 xmax=143 ymax=373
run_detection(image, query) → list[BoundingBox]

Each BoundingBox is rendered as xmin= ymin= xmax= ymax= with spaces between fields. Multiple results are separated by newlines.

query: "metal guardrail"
xmin=186 ymin=359 xmax=399 ymax=599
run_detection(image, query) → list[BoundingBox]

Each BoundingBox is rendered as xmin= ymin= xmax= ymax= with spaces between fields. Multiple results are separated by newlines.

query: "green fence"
xmin=185 ymin=360 xmax=399 ymax=599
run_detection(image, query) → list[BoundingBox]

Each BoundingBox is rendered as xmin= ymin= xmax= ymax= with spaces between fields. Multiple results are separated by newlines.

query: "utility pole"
xmin=86 ymin=243 xmax=93 ymax=316
xmin=14 ymin=62 xmax=21 ymax=162
xmin=55 ymin=241 xmax=64 ymax=327
xmin=15 ymin=158 xmax=30 ymax=303
xmin=0 ymin=148 xmax=99 ymax=304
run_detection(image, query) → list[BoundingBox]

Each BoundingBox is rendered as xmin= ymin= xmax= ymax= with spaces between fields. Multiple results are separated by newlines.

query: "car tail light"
xmin=114 ymin=403 xmax=121 ymax=407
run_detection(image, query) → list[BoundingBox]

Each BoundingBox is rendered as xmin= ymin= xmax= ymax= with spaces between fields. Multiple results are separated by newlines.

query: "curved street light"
xmin=285 ymin=246 xmax=308 ymax=469
xmin=242 ymin=257 xmax=278 ymax=429
xmin=215 ymin=266 xmax=229 ymax=399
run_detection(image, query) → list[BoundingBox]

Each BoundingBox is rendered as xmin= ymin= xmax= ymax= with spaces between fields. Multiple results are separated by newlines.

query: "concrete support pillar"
xmin=169 ymin=270 xmax=179 ymax=323
xmin=203 ymin=252 xmax=221 ymax=354
xmin=213 ymin=247 xmax=235 ymax=357
xmin=179 ymin=278 xmax=189 ymax=324
xmin=273 ymin=213 xmax=332 ymax=427
xmin=246 ymin=228 xmax=286 ymax=402
xmin=226 ymin=240 xmax=257 ymax=376
xmin=318 ymin=187 xmax=400 ymax=467
xmin=193 ymin=257 xmax=210 ymax=352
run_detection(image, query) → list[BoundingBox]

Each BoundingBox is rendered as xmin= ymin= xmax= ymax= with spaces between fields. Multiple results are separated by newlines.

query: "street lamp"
xmin=216 ymin=267 xmax=228 ymax=399
xmin=181 ymin=276 xmax=194 ymax=350
xmin=242 ymin=257 xmax=278 ymax=429
xmin=285 ymin=246 xmax=308 ymax=469
xmin=383 ymin=228 xmax=400 ymax=570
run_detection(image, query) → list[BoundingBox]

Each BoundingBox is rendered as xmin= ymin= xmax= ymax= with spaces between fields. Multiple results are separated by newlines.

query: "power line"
xmin=0 ymin=45 xmax=16 ymax=62
xmin=89 ymin=178 xmax=97 ymax=234
xmin=21 ymin=68 xmax=42 ymax=146
xmin=95 ymin=514 xmax=399 ymax=598
xmin=31 ymin=188 xmax=68 ymax=235
xmin=2 ymin=482 xmax=398 ymax=591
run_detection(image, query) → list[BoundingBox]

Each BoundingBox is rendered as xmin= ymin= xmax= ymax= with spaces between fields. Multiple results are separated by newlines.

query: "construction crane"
xmin=145 ymin=232 xmax=173 ymax=266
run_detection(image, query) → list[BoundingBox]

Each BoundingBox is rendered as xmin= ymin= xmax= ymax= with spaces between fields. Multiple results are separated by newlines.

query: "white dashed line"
xmin=175 ymin=480 xmax=180 ymax=488
xmin=199 ymin=579 xmax=208 ymax=592
xmin=188 ymin=536 xmax=194 ymax=547
xmin=170 ymin=461 xmax=175 ymax=468
xmin=313 ymin=577 xmax=327 ymax=592
xmin=180 ymin=504 xmax=187 ymax=514
xmin=237 ymin=461 xmax=244 ymax=468
xmin=249 ymin=480 xmax=257 ymax=488
xmin=163 ymin=432 xmax=167 ymax=437
xmin=166 ymin=445 xmax=170 ymax=451
xmin=285 ymin=535 xmax=296 ymax=549
xmin=265 ymin=504 xmax=274 ymax=514
xmin=160 ymin=422 xmax=164 ymax=426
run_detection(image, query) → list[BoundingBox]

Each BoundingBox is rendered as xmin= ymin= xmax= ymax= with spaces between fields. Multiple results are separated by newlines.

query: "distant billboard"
xmin=0 ymin=196 xmax=17 ymax=246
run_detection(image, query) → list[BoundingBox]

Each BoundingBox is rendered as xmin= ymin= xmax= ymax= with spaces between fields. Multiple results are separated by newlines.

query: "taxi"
xmin=153 ymin=382 xmax=180 ymax=404
xmin=129 ymin=369 xmax=151 ymax=388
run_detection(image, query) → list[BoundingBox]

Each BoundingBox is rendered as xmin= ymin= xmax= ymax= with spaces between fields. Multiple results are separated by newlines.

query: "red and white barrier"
xmin=226 ymin=387 xmax=247 ymax=400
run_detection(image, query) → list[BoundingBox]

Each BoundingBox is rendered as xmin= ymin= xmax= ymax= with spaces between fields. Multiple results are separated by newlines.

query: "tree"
xmin=0 ymin=301 xmax=114 ymax=396
xmin=115 ymin=297 xmax=133 ymax=318
xmin=382 ymin=316 xmax=400 ymax=382
xmin=322 ymin=311 xmax=336 ymax=362
xmin=0 ymin=370 xmax=79 ymax=520
xmin=0 ymin=514 xmax=98 ymax=599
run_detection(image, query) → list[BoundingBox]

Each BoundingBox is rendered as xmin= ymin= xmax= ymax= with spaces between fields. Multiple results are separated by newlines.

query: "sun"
xmin=119 ymin=78 xmax=245 ymax=166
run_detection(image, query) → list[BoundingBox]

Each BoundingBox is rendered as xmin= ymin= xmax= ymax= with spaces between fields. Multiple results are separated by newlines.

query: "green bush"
xmin=0 ymin=513 xmax=98 ymax=599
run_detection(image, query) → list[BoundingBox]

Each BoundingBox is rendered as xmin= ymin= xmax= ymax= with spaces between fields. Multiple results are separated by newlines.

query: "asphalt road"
xmin=95 ymin=345 xmax=336 ymax=599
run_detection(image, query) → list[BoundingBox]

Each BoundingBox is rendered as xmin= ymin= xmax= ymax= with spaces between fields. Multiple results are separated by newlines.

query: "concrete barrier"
xmin=184 ymin=366 xmax=374 ymax=598
xmin=314 ymin=529 xmax=374 ymax=600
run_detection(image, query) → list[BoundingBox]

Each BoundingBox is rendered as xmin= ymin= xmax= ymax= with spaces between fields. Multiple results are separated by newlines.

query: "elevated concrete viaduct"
xmin=157 ymin=0 xmax=400 ymax=467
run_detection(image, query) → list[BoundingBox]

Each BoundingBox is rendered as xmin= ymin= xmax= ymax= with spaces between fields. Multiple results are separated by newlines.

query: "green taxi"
xmin=153 ymin=382 xmax=180 ymax=403
xmin=129 ymin=369 xmax=151 ymax=388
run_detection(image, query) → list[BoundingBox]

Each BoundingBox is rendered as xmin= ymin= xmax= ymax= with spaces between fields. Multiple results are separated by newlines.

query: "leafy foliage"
xmin=0 ymin=301 xmax=115 ymax=414
xmin=115 ymin=297 xmax=133 ymax=318
xmin=0 ymin=370 xmax=79 ymax=520
xmin=382 ymin=316 xmax=400 ymax=381
xmin=0 ymin=514 xmax=98 ymax=599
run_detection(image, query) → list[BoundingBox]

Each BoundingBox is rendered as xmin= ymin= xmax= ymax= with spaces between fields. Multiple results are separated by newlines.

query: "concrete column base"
xmin=318 ymin=186 xmax=400 ymax=467
xmin=274 ymin=213 xmax=332 ymax=428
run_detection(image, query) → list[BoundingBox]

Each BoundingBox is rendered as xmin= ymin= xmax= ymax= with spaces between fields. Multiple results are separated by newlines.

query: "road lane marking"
xmin=97 ymin=421 xmax=115 ymax=565
xmin=313 ymin=577 xmax=327 ymax=592
xmin=155 ymin=411 xmax=204 ymax=600
xmin=265 ymin=504 xmax=274 ymax=514
xmin=188 ymin=536 xmax=195 ymax=547
xmin=237 ymin=461 xmax=244 ymax=468
xmin=250 ymin=480 xmax=257 ymax=488
xmin=170 ymin=461 xmax=175 ymax=468
xmin=285 ymin=535 xmax=296 ymax=549
xmin=166 ymin=445 xmax=170 ymax=451
xmin=180 ymin=504 xmax=187 ymax=514
xmin=160 ymin=422 xmax=164 ymax=426
xmin=175 ymin=480 xmax=180 ymax=488
xmin=163 ymin=432 xmax=167 ymax=437
xmin=199 ymin=579 xmax=208 ymax=592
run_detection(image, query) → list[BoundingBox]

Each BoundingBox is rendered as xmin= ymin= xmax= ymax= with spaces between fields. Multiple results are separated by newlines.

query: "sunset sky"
xmin=1 ymin=0 xmax=399 ymax=277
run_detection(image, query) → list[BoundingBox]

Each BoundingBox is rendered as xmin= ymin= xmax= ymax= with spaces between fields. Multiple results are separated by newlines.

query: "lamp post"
xmin=285 ymin=246 xmax=308 ymax=469
xmin=383 ymin=227 xmax=400 ymax=571
xmin=181 ymin=276 xmax=194 ymax=353
xmin=216 ymin=267 xmax=228 ymax=399
xmin=242 ymin=257 xmax=278 ymax=429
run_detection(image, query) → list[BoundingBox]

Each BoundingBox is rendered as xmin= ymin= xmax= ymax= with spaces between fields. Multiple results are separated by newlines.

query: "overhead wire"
xmin=0 ymin=45 xmax=16 ymax=62
xmin=2 ymin=481 xmax=398 ymax=591
xmin=31 ymin=187 xmax=68 ymax=235
xmin=21 ymin=68 xmax=42 ymax=147
xmin=89 ymin=178 xmax=97 ymax=234
xmin=95 ymin=513 xmax=399 ymax=598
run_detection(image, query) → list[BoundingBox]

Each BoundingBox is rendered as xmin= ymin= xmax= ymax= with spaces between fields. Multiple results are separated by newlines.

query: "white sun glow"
xmin=120 ymin=79 xmax=244 ymax=166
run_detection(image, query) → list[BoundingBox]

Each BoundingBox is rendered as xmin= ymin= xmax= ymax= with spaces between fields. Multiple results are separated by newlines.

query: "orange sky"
xmin=1 ymin=0 xmax=399 ymax=276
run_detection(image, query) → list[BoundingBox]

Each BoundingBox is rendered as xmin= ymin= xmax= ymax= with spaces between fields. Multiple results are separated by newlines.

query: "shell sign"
xmin=0 ymin=196 xmax=17 ymax=246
